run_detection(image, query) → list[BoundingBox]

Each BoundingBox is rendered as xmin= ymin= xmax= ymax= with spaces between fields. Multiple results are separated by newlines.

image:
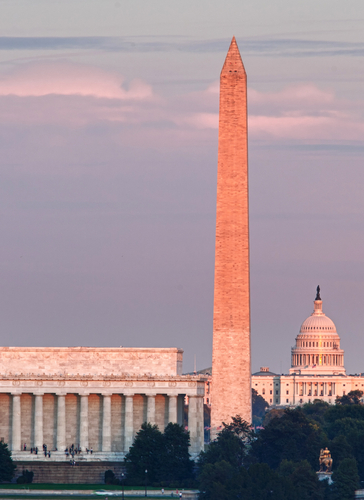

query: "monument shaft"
xmin=212 ymin=37 xmax=251 ymax=430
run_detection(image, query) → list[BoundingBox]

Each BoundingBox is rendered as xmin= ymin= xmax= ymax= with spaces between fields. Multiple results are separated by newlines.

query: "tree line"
xmin=124 ymin=390 xmax=364 ymax=500
xmin=0 ymin=390 xmax=363 ymax=499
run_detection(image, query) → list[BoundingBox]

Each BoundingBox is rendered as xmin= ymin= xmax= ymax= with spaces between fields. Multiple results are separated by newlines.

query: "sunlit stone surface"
xmin=0 ymin=347 xmax=205 ymax=461
xmin=212 ymin=37 xmax=252 ymax=433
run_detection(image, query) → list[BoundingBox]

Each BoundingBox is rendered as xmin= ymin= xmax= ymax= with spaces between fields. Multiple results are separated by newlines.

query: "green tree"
xmin=160 ymin=423 xmax=194 ymax=483
xmin=198 ymin=461 xmax=295 ymax=500
xmin=0 ymin=442 xmax=16 ymax=483
xmin=329 ymin=435 xmax=353 ymax=469
xmin=336 ymin=390 xmax=363 ymax=406
xmin=124 ymin=423 xmax=164 ymax=485
xmin=324 ymin=416 xmax=364 ymax=480
xmin=198 ymin=428 xmax=246 ymax=470
xmin=324 ymin=403 xmax=364 ymax=424
xmin=346 ymin=430 xmax=364 ymax=482
xmin=198 ymin=460 xmax=249 ymax=500
xmin=125 ymin=422 xmax=195 ymax=486
xmin=326 ymin=417 xmax=364 ymax=440
xmin=262 ymin=407 xmax=285 ymax=426
xmin=332 ymin=457 xmax=360 ymax=500
xmin=302 ymin=400 xmax=330 ymax=427
xmin=252 ymin=389 xmax=269 ymax=425
xmin=222 ymin=414 xmax=252 ymax=438
xmin=250 ymin=408 xmax=326 ymax=470
xmin=278 ymin=460 xmax=324 ymax=500
xmin=16 ymin=469 xmax=33 ymax=484
xmin=247 ymin=463 xmax=296 ymax=500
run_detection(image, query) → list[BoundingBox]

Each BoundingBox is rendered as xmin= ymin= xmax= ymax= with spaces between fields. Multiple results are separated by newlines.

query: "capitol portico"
xmin=0 ymin=347 xmax=206 ymax=463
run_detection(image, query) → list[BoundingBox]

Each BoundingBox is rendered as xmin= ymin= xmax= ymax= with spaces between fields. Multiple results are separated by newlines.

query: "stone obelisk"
xmin=211 ymin=37 xmax=251 ymax=432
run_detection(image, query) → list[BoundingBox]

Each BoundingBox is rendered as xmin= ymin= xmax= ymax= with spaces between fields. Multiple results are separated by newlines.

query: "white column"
xmin=147 ymin=395 xmax=156 ymax=425
xmin=124 ymin=395 xmax=134 ymax=452
xmin=80 ymin=395 xmax=89 ymax=451
xmin=188 ymin=395 xmax=204 ymax=455
xmin=102 ymin=395 xmax=111 ymax=452
xmin=34 ymin=394 xmax=43 ymax=450
xmin=56 ymin=394 xmax=66 ymax=451
xmin=11 ymin=394 xmax=21 ymax=451
xmin=168 ymin=395 xmax=178 ymax=424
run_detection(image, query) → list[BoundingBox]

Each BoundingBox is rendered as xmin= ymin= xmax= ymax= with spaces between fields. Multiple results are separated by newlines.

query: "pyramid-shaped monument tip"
xmin=221 ymin=36 xmax=245 ymax=74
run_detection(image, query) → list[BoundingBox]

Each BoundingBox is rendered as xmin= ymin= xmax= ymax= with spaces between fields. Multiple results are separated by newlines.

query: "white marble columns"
xmin=168 ymin=395 xmax=178 ymax=424
xmin=188 ymin=395 xmax=204 ymax=455
xmin=56 ymin=394 xmax=66 ymax=450
xmin=34 ymin=394 xmax=44 ymax=450
xmin=124 ymin=395 xmax=134 ymax=452
xmin=147 ymin=395 xmax=156 ymax=425
xmin=7 ymin=390 xmax=204 ymax=456
xmin=102 ymin=395 xmax=111 ymax=452
xmin=80 ymin=395 xmax=89 ymax=451
xmin=11 ymin=394 xmax=21 ymax=451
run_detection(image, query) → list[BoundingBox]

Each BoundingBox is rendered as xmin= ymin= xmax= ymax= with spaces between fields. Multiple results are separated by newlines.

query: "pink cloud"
xmin=249 ymin=84 xmax=335 ymax=108
xmin=173 ymin=112 xmax=218 ymax=129
xmin=0 ymin=60 xmax=363 ymax=146
xmin=249 ymin=115 xmax=364 ymax=141
xmin=246 ymin=84 xmax=364 ymax=141
xmin=0 ymin=62 xmax=153 ymax=100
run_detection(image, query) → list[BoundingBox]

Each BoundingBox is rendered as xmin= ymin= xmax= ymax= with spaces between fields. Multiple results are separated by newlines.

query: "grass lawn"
xmin=0 ymin=485 xmax=164 ymax=490
xmin=0 ymin=496 xmax=163 ymax=499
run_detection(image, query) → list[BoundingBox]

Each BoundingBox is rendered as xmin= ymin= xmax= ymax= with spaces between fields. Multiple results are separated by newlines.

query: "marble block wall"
xmin=0 ymin=347 xmax=183 ymax=377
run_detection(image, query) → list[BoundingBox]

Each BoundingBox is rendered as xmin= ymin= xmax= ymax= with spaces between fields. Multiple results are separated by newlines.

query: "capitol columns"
xmin=56 ymin=394 xmax=66 ymax=451
xmin=102 ymin=394 xmax=111 ymax=452
xmin=34 ymin=393 xmax=44 ymax=450
xmin=11 ymin=393 xmax=21 ymax=451
xmin=80 ymin=394 xmax=89 ymax=451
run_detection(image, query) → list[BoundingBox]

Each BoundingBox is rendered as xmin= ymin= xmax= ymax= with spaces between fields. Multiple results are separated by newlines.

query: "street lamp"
xmin=145 ymin=469 xmax=148 ymax=497
xmin=121 ymin=473 xmax=125 ymax=500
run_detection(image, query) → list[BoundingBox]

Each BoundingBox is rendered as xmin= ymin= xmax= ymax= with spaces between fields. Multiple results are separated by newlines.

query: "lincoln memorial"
xmin=0 ymin=346 xmax=206 ymax=463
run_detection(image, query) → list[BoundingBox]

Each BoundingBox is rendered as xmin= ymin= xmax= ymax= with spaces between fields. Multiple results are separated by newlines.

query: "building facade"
xmin=205 ymin=289 xmax=364 ymax=415
xmin=0 ymin=347 xmax=206 ymax=462
xmin=252 ymin=290 xmax=364 ymax=407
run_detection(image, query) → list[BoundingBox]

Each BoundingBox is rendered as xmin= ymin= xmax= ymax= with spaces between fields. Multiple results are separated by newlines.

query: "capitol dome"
xmin=289 ymin=286 xmax=345 ymax=376
xmin=300 ymin=301 xmax=337 ymax=334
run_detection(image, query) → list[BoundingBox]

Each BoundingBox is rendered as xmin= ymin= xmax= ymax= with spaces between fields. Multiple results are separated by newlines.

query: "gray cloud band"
xmin=0 ymin=37 xmax=364 ymax=57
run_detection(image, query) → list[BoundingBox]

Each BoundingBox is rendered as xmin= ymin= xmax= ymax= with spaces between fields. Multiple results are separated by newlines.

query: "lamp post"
xmin=121 ymin=473 xmax=125 ymax=500
xmin=145 ymin=469 xmax=148 ymax=497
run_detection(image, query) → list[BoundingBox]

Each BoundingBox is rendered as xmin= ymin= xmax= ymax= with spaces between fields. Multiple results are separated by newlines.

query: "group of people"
xmin=64 ymin=444 xmax=93 ymax=458
xmin=26 ymin=443 xmax=53 ymax=458
xmin=23 ymin=441 xmax=94 ymax=459
xmin=170 ymin=491 xmax=183 ymax=498
xmin=43 ymin=443 xmax=52 ymax=458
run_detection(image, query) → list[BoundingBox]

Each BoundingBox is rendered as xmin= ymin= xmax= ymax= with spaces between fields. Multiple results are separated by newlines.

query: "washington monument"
xmin=211 ymin=37 xmax=252 ymax=431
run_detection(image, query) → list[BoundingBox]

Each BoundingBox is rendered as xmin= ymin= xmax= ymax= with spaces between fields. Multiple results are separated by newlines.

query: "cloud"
xmin=249 ymin=115 xmax=364 ymax=141
xmin=0 ymin=62 xmax=152 ymax=100
xmin=0 ymin=60 xmax=363 ymax=146
xmin=173 ymin=112 xmax=218 ymax=129
xmin=249 ymin=84 xmax=335 ymax=110
xmin=0 ymin=36 xmax=364 ymax=57
xmin=171 ymin=82 xmax=364 ymax=144
xmin=248 ymin=84 xmax=364 ymax=142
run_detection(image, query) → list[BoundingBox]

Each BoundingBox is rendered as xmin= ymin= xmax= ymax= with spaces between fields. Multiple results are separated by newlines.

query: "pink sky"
xmin=0 ymin=1 xmax=364 ymax=375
